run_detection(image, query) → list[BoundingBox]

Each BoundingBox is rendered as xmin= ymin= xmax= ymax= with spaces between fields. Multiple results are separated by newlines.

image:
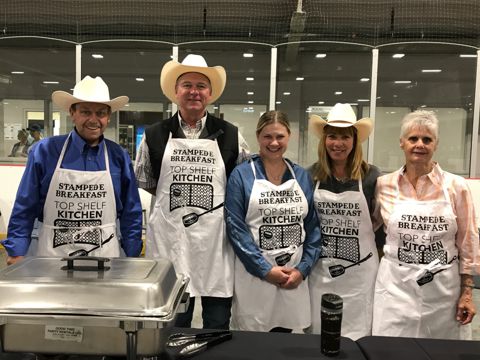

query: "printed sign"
xmin=45 ymin=325 xmax=84 ymax=342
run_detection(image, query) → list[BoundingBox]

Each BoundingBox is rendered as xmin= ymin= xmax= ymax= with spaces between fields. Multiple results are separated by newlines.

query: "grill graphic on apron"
xmin=170 ymin=183 xmax=213 ymax=211
xmin=53 ymin=219 xmax=101 ymax=247
xmin=397 ymin=248 xmax=447 ymax=265
xmin=259 ymin=224 xmax=302 ymax=250
xmin=320 ymin=234 xmax=360 ymax=263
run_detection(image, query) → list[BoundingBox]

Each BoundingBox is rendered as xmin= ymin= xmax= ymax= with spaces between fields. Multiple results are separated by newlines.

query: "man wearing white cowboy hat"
xmin=307 ymin=103 xmax=383 ymax=339
xmin=3 ymin=76 xmax=143 ymax=265
xmin=135 ymin=54 xmax=249 ymax=330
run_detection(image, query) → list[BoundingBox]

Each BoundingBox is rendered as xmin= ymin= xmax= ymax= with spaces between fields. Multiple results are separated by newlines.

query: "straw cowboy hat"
xmin=52 ymin=76 xmax=129 ymax=112
xmin=309 ymin=103 xmax=373 ymax=143
xmin=160 ymin=54 xmax=227 ymax=105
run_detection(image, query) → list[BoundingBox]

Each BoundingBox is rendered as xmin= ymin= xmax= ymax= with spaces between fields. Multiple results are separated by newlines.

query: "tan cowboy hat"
xmin=309 ymin=103 xmax=373 ymax=143
xmin=160 ymin=54 xmax=226 ymax=104
xmin=52 ymin=76 xmax=129 ymax=112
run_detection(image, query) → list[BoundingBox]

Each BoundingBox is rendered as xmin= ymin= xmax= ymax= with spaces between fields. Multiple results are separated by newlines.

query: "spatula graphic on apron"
xmin=68 ymin=233 xmax=115 ymax=257
xmin=328 ymin=252 xmax=373 ymax=278
xmin=182 ymin=202 xmax=224 ymax=227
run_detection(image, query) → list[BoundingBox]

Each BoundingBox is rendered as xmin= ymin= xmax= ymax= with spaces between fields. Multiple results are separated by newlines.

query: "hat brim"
xmin=309 ymin=114 xmax=373 ymax=143
xmin=51 ymin=91 xmax=129 ymax=113
xmin=160 ymin=61 xmax=226 ymax=105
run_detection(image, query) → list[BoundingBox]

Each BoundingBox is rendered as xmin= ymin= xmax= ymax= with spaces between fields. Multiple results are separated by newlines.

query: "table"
xmin=357 ymin=336 xmax=480 ymax=360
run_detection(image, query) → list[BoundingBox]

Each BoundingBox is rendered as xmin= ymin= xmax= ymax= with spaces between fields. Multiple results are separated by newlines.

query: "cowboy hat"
xmin=51 ymin=76 xmax=129 ymax=112
xmin=309 ymin=103 xmax=373 ymax=143
xmin=160 ymin=54 xmax=226 ymax=105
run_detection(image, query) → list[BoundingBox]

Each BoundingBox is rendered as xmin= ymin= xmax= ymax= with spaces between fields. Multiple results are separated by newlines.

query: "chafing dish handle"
xmin=61 ymin=256 xmax=111 ymax=271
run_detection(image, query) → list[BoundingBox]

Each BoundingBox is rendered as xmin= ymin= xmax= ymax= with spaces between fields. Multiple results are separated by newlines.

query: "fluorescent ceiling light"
xmin=246 ymin=77 xmax=254 ymax=81
xmin=296 ymin=77 xmax=304 ymax=81
xmin=459 ymin=54 xmax=477 ymax=58
xmin=92 ymin=54 xmax=103 ymax=59
xmin=11 ymin=71 xmax=24 ymax=74
xmin=276 ymin=101 xmax=282 ymax=104
xmin=360 ymin=78 xmax=370 ymax=82
xmin=318 ymin=101 xmax=324 ymax=105
xmin=43 ymin=81 xmax=59 ymax=84
xmin=349 ymin=103 xmax=358 ymax=106
xmin=136 ymin=78 xmax=145 ymax=81
xmin=315 ymin=53 xmax=327 ymax=58
xmin=394 ymin=80 xmax=411 ymax=84
xmin=243 ymin=53 xmax=253 ymax=58
xmin=283 ymin=92 xmax=291 ymax=95
xmin=392 ymin=53 xmax=405 ymax=58
xmin=421 ymin=69 xmax=442 ymax=73
xmin=357 ymin=99 xmax=369 ymax=102
xmin=248 ymin=101 xmax=254 ymax=104
xmin=334 ymin=91 xmax=342 ymax=95
xmin=247 ymin=91 xmax=254 ymax=95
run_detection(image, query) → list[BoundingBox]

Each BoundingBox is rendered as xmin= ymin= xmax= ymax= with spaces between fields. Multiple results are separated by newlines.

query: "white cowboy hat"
xmin=309 ymin=103 xmax=373 ymax=143
xmin=160 ymin=54 xmax=226 ymax=105
xmin=51 ymin=76 xmax=129 ymax=112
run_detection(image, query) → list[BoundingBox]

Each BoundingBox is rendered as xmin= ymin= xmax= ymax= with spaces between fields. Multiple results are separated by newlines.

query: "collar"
xmin=400 ymin=162 xmax=442 ymax=186
xmin=71 ymin=129 xmax=104 ymax=154
xmin=177 ymin=111 xmax=207 ymax=131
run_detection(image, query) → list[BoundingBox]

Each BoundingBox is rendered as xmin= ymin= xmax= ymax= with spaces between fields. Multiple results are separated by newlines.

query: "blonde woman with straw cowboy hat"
xmin=134 ymin=54 xmax=249 ymax=330
xmin=3 ymin=76 xmax=143 ymax=266
xmin=307 ymin=103 xmax=382 ymax=340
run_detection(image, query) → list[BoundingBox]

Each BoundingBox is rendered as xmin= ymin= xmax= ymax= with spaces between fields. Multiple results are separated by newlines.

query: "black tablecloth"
xmin=357 ymin=336 xmax=480 ymax=360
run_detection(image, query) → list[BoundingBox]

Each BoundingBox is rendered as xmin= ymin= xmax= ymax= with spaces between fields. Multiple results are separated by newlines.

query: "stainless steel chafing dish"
xmin=0 ymin=256 xmax=189 ymax=360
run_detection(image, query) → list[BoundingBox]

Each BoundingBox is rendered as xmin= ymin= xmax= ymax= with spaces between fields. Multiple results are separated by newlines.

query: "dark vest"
xmin=145 ymin=113 xmax=239 ymax=184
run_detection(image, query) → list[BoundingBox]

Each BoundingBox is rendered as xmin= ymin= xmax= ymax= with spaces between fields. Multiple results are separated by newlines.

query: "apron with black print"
xmin=309 ymin=179 xmax=378 ymax=339
xmin=232 ymin=160 xmax=310 ymax=331
xmin=146 ymin=133 xmax=234 ymax=297
xmin=372 ymin=172 xmax=469 ymax=339
xmin=33 ymin=133 xmax=120 ymax=257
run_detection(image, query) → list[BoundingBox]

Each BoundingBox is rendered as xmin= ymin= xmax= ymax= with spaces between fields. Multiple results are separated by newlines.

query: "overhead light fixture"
xmin=315 ymin=54 xmax=327 ymax=58
xmin=420 ymin=104 xmax=427 ymax=108
xmin=349 ymin=103 xmax=358 ymax=106
xmin=247 ymin=92 xmax=254 ymax=95
xmin=92 ymin=54 xmax=104 ymax=59
xmin=421 ymin=69 xmax=442 ymax=73
xmin=248 ymin=101 xmax=254 ymax=104
xmin=283 ymin=92 xmax=291 ymax=96
xmin=296 ymin=77 xmax=304 ymax=81
xmin=357 ymin=99 xmax=369 ymax=102
xmin=246 ymin=77 xmax=254 ymax=81
xmin=213 ymin=106 xmax=219 ymax=109
xmin=360 ymin=78 xmax=370 ymax=82
xmin=11 ymin=71 xmax=24 ymax=74
xmin=43 ymin=81 xmax=59 ymax=84
xmin=243 ymin=53 xmax=253 ymax=58
xmin=459 ymin=54 xmax=477 ymax=58
xmin=136 ymin=78 xmax=145 ymax=81
xmin=392 ymin=54 xmax=405 ymax=58
xmin=276 ymin=101 xmax=282 ymax=104
xmin=318 ymin=101 xmax=324 ymax=105
xmin=335 ymin=91 xmax=342 ymax=95
xmin=394 ymin=80 xmax=411 ymax=84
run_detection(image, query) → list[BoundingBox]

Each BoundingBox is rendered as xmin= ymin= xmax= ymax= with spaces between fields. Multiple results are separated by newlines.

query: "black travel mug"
xmin=320 ymin=293 xmax=343 ymax=357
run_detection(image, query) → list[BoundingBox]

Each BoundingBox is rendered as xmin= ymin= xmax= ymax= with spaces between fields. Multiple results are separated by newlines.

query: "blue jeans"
xmin=175 ymin=296 xmax=232 ymax=330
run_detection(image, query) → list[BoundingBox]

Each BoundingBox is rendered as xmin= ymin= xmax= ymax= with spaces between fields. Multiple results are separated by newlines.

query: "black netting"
xmin=0 ymin=1 xmax=479 ymax=46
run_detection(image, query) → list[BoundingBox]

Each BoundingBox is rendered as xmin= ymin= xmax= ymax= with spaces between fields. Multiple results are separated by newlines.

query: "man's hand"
xmin=279 ymin=268 xmax=303 ymax=289
xmin=6 ymin=256 xmax=24 ymax=266
xmin=265 ymin=266 xmax=289 ymax=286
xmin=456 ymin=285 xmax=476 ymax=325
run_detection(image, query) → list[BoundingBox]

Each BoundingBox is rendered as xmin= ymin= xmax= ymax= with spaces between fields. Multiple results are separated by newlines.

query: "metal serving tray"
xmin=0 ymin=256 xmax=189 ymax=359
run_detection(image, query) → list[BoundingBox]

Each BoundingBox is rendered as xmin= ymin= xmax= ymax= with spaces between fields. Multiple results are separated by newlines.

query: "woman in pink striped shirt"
xmin=372 ymin=110 xmax=479 ymax=339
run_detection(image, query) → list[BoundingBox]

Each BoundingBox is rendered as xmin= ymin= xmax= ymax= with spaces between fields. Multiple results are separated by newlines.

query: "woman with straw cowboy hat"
xmin=307 ymin=103 xmax=382 ymax=340
xmin=3 ymin=76 xmax=143 ymax=265
xmin=134 ymin=54 xmax=249 ymax=330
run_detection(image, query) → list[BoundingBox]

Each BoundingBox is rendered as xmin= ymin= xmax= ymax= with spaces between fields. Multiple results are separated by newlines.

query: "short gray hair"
xmin=400 ymin=110 xmax=439 ymax=140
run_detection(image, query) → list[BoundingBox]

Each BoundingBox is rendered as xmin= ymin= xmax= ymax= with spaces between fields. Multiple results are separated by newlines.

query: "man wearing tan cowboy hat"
xmin=307 ymin=103 xmax=383 ymax=340
xmin=3 ymin=76 xmax=143 ymax=265
xmin=135 ymin=54 xmax=249 ymax=330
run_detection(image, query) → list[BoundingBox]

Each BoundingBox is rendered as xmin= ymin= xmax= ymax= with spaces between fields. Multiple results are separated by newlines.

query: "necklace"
xmin=334 ymin=175 xmax=349 ymax=183
xmin=265 ymin=162 xmax=286 ymax=183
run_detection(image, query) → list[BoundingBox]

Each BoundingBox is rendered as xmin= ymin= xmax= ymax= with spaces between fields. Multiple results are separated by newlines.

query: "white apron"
xmin=146 ymin=134 xmax=233 ymax=297
xmin=372 ymin=171 xmax=468 ymax=339
xmin=32 ymin=133 xmax=120 ymax=257
xmin=232 ymin=160 xmax=311 ymax=331
xmin=309 ymin=179 xmax=379 ymax=340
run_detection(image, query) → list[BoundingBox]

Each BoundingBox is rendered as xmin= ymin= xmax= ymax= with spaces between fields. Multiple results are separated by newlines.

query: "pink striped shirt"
xmin=373 ymin=163 xmax=480 ymax=275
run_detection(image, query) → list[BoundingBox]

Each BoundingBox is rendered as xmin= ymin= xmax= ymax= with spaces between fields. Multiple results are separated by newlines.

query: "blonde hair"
xmin=256 ymin=110 xmax=291 ymax=136
xmin=312 ymin=125 xmax=369 ymax=182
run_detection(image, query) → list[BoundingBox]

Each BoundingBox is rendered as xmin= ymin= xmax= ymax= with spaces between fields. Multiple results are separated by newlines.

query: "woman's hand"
xmin=456 ymin=279 xmax=476 ymax=325
xmin=279 ymin=268 xmax=303 ymax=289
xmin=6 ymin=256 xmax=23 ymax=266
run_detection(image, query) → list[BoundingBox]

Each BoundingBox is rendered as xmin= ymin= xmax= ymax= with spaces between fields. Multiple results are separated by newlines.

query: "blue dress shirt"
xmin=3 ymin=130 xmax=143 ymax=257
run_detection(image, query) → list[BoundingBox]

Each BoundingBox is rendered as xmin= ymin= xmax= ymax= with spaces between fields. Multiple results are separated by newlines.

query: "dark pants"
xmin=175 ymin=296 xmax=232 ymax=330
